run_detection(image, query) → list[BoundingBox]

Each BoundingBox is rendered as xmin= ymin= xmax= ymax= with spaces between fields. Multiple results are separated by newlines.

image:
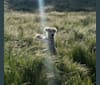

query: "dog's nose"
xmin=51 ymin=34 xmax=54 ymax=37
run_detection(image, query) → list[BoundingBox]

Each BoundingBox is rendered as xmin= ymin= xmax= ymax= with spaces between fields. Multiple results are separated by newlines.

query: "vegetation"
xmin=4 ymin=0 xmax=96 ymax=85
xmin=4 ymin=0 xmax=96 ymax=12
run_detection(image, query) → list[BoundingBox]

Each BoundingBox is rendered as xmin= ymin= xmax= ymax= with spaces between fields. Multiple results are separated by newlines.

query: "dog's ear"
xmin=44 ymin=27 xmax=57 ymax=33
xmin=52 ymin=27 xmax=57 ymax=33
xmin=44 ymin=27 xmax=50 ymax=32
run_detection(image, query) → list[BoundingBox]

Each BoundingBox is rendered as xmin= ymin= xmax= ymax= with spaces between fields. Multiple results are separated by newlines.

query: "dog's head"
xmin=44 ymin=27 xmax=57 ymax=37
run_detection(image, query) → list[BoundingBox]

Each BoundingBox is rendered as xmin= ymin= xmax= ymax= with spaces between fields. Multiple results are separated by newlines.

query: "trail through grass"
xmin=4 ymin=11 xmax=96 ymax=85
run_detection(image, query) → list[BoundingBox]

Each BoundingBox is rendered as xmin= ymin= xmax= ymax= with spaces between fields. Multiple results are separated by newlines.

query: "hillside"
xmin=4 ymin=0 xmax=96 ymax=85
xmin=4 ymin=0 xmax=96 ymax=12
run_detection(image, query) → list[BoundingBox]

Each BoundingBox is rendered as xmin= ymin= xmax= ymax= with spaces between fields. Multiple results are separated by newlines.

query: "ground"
xmin=4 ymin=11 xmax=96 ymax=85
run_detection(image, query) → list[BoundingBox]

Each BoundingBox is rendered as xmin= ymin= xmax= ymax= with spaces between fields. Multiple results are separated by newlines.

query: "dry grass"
xmin=4 ymin=11 xmax=96 ymax=85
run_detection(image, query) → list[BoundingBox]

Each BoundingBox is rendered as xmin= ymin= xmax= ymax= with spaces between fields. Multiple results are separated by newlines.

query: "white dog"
xmin=35 ymin=27 xmax=57 ymax=55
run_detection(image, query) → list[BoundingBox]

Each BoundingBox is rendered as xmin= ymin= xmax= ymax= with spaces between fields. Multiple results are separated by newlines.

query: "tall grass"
xmin=4 ymin=11 xmax=96 ymax=85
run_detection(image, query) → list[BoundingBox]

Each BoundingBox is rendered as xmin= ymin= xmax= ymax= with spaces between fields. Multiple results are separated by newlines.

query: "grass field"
xmin=4 ymin=11 xmax=96 ymax=85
